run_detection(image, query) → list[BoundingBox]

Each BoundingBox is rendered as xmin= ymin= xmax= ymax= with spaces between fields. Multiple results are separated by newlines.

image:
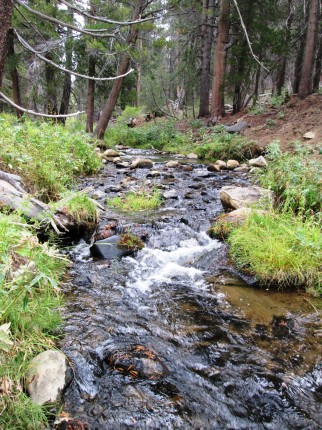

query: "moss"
xmin=117 ymin=233 xmax=144 ymax=251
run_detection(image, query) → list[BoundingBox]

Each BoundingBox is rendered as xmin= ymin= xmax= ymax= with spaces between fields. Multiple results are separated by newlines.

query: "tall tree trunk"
xmin=276 ymin=0 xmax=293 ymax=95
xmin=58 ymin=37 xmax=73 ymax=124
xmin=210 ymin=0 xmax=231 ymax=123
xmin=45 ymin=53 xmax=58 ymax=115
xmin=0 ymin=0 xmax=14 ymax=88
xmin=86 ymin=55 xmax=96 ymax=133
xmin=298 ymin=0 xmax=319 ymax=98
xmin=313 ymin=5 xmax=322 ymax=91
xmin=198 ymin=0 xmax=215 ymax=118
xmin=94 ymin=0 xmax=147 ymax=139
xmin=86 ymin=1 xmax=96 ymax=133
xmin=8 ymin=30 xmax=23 ymax=118
xmin=136 ymin=33 xmax=143 ymax=107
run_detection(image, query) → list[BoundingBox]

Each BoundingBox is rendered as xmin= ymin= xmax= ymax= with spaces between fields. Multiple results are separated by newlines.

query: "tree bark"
xmin=7 ymin=30 xmax=23 ymax=118
xmin=298 ymin=0 xmax=319 ymax=98
xmin=0 ymin=0 xmax=14 ymax=88
xmin=94 ymin=0 xmax=147 ymax=139
xmin=58 ymin=36 xmax=73 ymax=124
xmin=313 ymin=4 xmax=322 ymax=91
xmin=86 ymin=55 xmax=96 ymax=133
xmin=210 ymin=0 xmax=231 ymax=123
xmin=198 ymin=0 xmax=215 ymax=118
xmin=45 ymin=53 xmax=58 ymax=115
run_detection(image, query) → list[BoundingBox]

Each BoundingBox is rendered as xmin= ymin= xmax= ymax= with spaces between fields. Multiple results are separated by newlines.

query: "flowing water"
xmin=60 ymin=149 xmax=322 ymax=430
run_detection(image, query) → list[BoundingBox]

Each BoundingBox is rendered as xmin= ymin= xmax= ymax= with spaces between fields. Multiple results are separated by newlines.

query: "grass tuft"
xmin=228 ymin=211 xmax=322 ymax=295
xmin=107 ymin=189 xmax=162 ymax=212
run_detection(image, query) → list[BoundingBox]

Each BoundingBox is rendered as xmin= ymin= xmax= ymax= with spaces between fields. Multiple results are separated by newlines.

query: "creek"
xmin=60 ymin=149 xmax=322 ymax=430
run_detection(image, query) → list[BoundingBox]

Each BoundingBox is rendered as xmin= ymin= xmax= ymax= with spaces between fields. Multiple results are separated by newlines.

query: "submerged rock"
xmin=207 ymin=164 xmax=220 ymax=172
xmin=104 ymin=344 xmax=168 ymax=380
xmin=166 ymin=160 xmax=180 ymax=168
xmin=219 ymin=185 xmax=274 ymax=210
xmin=26 ymin=350 xmax=72 ymax=405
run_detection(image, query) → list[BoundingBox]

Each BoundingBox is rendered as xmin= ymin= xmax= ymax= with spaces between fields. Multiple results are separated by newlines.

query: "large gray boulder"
xmin=26 ymin=350 xmax=72 ymax=405
xmin=224 ymin=121 xmax=249 ymax=134
xmin=219 ymin=185 xmax=274 ymax=210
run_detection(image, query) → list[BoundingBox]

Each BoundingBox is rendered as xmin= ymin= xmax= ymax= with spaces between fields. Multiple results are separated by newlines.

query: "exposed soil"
xmin=221 ymin=93 xmax=322 ymax=152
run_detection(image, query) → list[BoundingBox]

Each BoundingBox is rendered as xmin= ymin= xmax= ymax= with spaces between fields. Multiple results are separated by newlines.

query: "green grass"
xmin=255 ymin=141 xmax=322 ymax=216
xmin=0 ymin=114 xmax=101 ymax=201
xmin=228 ymin=211 xmax=322 ymax=295
xmin=107 ymin=189 xmax=162 ymax=212
xmin=0 ymin=212 xmax=69 ymax=428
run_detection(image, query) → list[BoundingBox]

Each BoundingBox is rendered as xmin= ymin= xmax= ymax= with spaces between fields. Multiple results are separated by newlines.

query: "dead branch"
xmin=58 ymin=0 xmax=156 ymax=25
xmin=0 ymin=92 xmax=85 ymax=118
xmin=15 ymin=30 xmax=134 ymax=82
xmin=231 ymin=0 xmax=269 ymax=72
xmin=15 ymin=0 xmax=116 ymax=38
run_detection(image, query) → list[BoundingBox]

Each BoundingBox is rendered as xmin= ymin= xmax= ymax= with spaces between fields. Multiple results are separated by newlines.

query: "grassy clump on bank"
xmin=104 ymin=121 xmax=257 ymax=161
xmin=51 ymin=191 xmax=98 ymax=224
xmin=107 ymin=189 xmax=162 ymax=212
xmin=0 ymin=114 xmax=101 ymax=201
xmin=255 ymin=141 xmax=322 ymax=215
xmin=0 ymin=212 xmax=69 ymax=429
xmin=228 ymin=211 xmax=322 ymax=295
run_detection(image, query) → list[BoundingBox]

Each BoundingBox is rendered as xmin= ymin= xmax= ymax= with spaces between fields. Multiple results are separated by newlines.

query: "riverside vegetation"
xmin=0 ymin=112 xmax=321 ymax=428
xmin=0 ymin=115 xmax=100 ymax=429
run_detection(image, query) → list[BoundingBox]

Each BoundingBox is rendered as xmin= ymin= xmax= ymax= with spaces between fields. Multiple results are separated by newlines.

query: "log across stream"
xmin=60 ymin=149 xmax=322 ymax=430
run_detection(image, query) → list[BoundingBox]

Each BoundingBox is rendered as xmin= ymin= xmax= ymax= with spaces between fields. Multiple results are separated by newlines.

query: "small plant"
xmin=117 ymin=233 xmax=144 ymax=251
xmin=107 ymin=189 xmax=162 ymax=212
xmin=266 ymin=118 xmax=275 ymax=127
xmin=276 ymin=111 xmax=285 ymax=120
xmin=270 ymin=87 xmax=288 ymax=108
xmin=116 ymin=106 xmax=143 ymax=125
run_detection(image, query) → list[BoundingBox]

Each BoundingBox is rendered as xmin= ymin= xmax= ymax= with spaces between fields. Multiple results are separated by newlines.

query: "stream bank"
xmin=59 ymin=149 xmax=321 ymax=430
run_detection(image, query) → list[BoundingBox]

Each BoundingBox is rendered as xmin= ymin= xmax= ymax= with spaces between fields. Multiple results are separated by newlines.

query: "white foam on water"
xmin=125 ymin=232 xmax=220 ymax=293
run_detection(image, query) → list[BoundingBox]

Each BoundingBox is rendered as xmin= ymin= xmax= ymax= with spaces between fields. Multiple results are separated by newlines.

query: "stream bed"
xmin=60 ymin=149 xmax=322 ymax=430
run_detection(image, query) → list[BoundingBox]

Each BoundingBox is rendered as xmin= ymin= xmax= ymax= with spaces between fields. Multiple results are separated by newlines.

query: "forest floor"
xmin=220 ymin=93 xmax=322 ymax=152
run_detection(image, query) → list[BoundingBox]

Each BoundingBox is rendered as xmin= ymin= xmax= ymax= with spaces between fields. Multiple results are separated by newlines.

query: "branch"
xmin=58 ymin=0 xmax=156 ymax=25
xmin=0 ymin=92 xmax=85 ymax=118
xmin=15 ymin=0 xmax=116 ymax=38
xmin=231 ymin=0 xmax=269 ymax=72
xmin=15 ymin=30 xmax=134 ymax=82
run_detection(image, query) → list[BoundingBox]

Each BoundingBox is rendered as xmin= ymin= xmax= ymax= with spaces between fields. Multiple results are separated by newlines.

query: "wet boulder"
xmin=166 ymin=161 xmax=180 ymax=168
xmin=90 ymin=234 xmax=144 ymax=260
xmin=215 ymin=160 xmax=227 ymax=170
xmin=26 ymin=350 xmax=72 ymax=405
xmin=207 ymin=164 xmax=220 ymax=172
xmin=208 ymin=207 xmax=252 ymax=240
xmin=104 ymin=344 xmax=168 ymax=380
xmin=186 ymin=153 xmax=198 ymax=159
xmin=219 ymin=185 xmax=275 ymax=210
xmin=103 ymin=149 xmax=120 ymax=157
xmin=130 ymin=158 xmax=154 ymax=169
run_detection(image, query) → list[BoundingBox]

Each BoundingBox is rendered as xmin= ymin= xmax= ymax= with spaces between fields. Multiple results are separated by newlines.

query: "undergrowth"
xmin=104 ymin=121 xmax=258 ymax=161
xmin=0 ymin=114 xmax=101 ymax=201
xmin=0 ymin=212 xmax=68 ymax=428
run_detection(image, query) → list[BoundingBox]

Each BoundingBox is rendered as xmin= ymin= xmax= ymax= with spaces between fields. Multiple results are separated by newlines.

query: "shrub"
xmin=228 ymin=211 xmax=322 ymax=295
xmin=117 ymin=233 xmax=144 ymax=251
